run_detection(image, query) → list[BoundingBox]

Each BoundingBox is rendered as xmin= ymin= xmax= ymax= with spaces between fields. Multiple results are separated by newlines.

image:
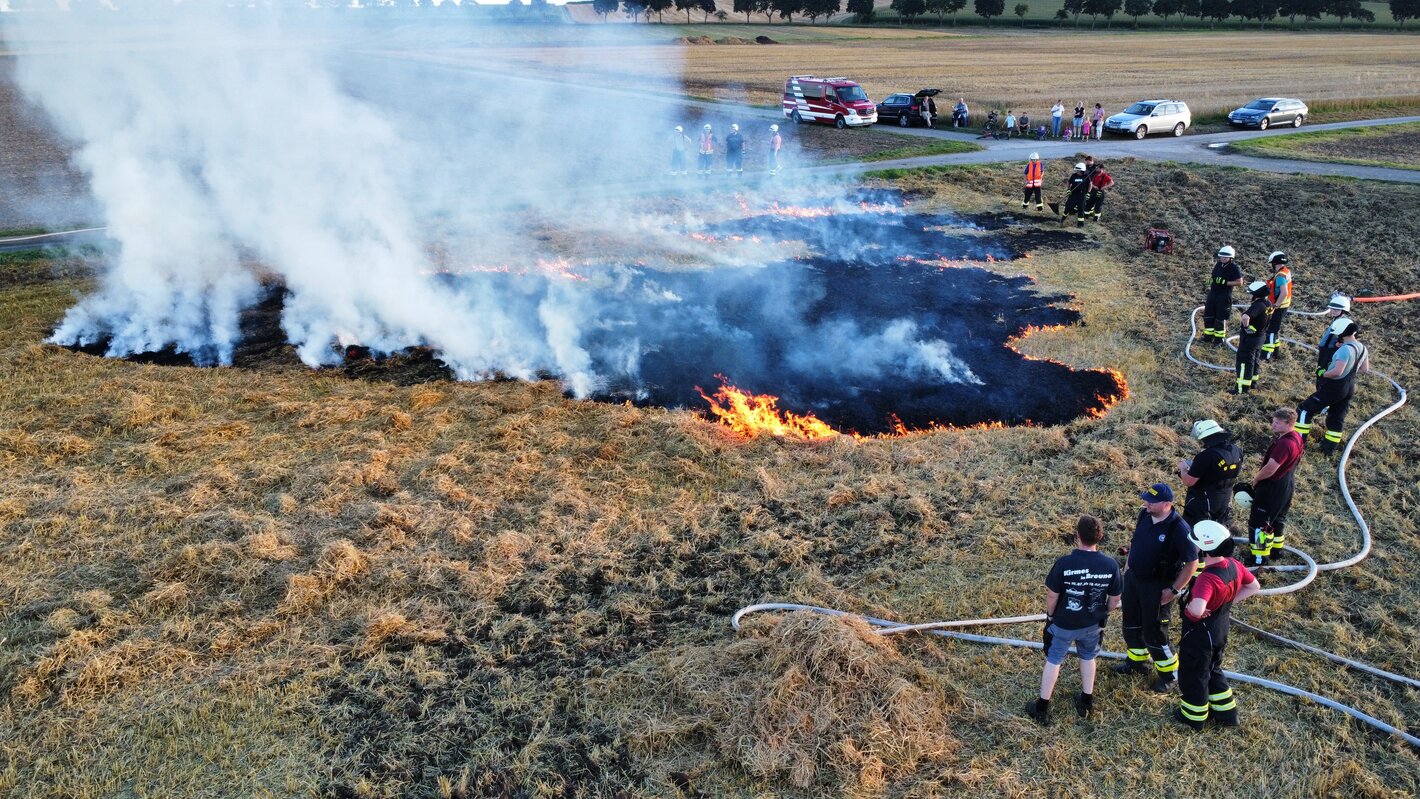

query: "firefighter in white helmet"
xmin=1234 ymin=280 xmax=1274 ymax=394
xmin=1060 ymin=163 xmax=1089 ymax=226
xmin=669 ymin=125 xmax=691 ymax=176
xmin=1173 ymin=520 xmax=1260 ymax=731
xmin=1261 ymin=251 xmax=1292 ymax=361
xmin=1296 ymin=318 xmax=1371 ymax=456
xmin=725 ymin=123 xmax=744 ymax=177
xmin=1022 ymin=153 xmax=1044 ymax=212
xmin=1202 ymin=245 xmax=1242 ymax=346
xmin=1178 ymin=419 xmax=1242 ymax=526
xmin=768 ymin=124 xmax=782 ymax=175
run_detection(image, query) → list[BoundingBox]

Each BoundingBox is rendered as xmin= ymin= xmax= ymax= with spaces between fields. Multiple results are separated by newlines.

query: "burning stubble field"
xmin=3 ymin=160 xmax=1420 ymax=798
xmin=471 ymin=30 xmax=1420 ymax=122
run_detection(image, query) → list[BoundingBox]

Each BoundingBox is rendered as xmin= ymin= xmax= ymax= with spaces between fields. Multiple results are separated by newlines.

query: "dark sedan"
xmin=876 ymin=89 xmax=940 ymax=128
xmin=1228 ymin=98 xmax=1308 ymax=130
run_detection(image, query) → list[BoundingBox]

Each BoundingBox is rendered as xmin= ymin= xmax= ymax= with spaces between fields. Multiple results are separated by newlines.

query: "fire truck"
xmin=782 ymin=75 xmax=877 ymax=129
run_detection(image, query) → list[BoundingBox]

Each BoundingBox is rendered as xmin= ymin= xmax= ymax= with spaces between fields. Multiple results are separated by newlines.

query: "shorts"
xmin=1045 ymin=623 xmax=1103 ymax=665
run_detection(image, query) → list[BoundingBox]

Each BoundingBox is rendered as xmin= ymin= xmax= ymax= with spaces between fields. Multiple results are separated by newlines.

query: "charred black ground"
xmin=60 ymin=191 xmax=1120 ymax=435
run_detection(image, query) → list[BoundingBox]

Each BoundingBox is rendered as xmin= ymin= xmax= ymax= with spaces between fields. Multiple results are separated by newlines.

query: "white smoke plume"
xmin=4 ymin=3 xmax=982 ymax=403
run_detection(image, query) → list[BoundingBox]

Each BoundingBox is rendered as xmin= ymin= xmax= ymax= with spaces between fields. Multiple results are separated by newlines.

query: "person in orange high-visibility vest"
xmin=1022 ymin=153 xmax=1044 ymax=212
xmin=697 ymin=124 xmax=715 ymax=176
xmin=1262 ymin=251 xmax=1293 ymax=362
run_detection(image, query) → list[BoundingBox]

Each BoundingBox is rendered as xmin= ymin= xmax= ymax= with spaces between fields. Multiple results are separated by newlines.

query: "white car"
xmin=1104 ymin=100 xmax=1192 ymax=140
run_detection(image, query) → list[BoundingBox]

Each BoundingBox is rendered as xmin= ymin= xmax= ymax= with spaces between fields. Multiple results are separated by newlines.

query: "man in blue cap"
xmin=1114 ymin=483 xmax=1199 ymax=692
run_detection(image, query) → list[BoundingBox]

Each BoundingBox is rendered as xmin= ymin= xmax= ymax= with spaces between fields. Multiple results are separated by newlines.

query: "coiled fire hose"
xmin=733 ymin=301 xmax=1417 ymax=747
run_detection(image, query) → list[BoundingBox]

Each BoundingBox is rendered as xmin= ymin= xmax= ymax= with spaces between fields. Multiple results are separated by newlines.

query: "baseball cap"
xmin=1140 ymin=483 xmax=1174 ymax=503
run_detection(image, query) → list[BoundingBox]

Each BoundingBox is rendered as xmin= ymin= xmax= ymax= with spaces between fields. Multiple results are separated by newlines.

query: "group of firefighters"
xmin=670 ymin=122 xmax=783 ymax=178
xmin=1027 ymin=248 xmax=1376 ymax=732
xmin=1020 ymin=153 xmax=1114 ymax=227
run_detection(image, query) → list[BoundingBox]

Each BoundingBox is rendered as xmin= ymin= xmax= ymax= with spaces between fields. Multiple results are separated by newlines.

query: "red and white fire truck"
xmin=782 ymin=75 xmax=877 ymax=129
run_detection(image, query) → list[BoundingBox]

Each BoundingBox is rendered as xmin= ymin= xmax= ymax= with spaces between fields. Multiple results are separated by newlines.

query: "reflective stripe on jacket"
xmin=1024 ymin=161 xmax=1043 ymax=187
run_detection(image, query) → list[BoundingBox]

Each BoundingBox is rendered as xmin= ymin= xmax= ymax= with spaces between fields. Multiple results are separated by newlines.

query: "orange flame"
xmin=1005 ymin=325 xmax=1129 ymax=419
xmin=696 ymin=376 xmax=840 ymax=440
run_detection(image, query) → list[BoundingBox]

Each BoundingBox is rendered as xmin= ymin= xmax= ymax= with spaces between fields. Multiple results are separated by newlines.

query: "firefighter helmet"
xmin=1268 ymin=251 xmax=1289 ymax=266
xmin=770 ymin=124 xmax=779 ymax=131
xmin=1191 ymin=419 xmax=1224 ymax=441
xmin=1248 ymin=280 xmax=1270 ymax=296
xmin=1029 ymin=152 xmax=1040 ymax=160
xmin=731 ymin=123 xmax=739 ymax=131
xmin=1328 ymin=317 xmax=1358 ymax=338
xmin=1217 ymin=245 xmax=1236 ymax=259
xmin=1074 ymin=162 xmax=1086 ymax=171
xmin=674 ymin=125 xmax=683 ymax=133
xmin=1327 ymin=293 xmax=1351 ymax=312
xmin=703 ymin=124 xmax=712 ymax=130
xmin=1189 ymin=520 xmax=1231 ymax=553
xmin=1233 ymin=483 xmax=1253 ymax=511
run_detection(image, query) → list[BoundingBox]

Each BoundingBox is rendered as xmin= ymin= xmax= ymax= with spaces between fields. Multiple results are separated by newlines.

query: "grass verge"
xmin=1225 ymin=120 xmax=1420 ymax=171
xmin=830 ymin=136 xmax=982 ymax=163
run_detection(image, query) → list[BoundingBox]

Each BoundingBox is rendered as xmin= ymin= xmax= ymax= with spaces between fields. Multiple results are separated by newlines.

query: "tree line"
xmin=593 ymin=0 xmax=1420 ymax=27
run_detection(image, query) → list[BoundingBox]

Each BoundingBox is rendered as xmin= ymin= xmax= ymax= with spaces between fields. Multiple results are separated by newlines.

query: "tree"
xmin=698 ymin=0 xmax=717 ymax=20
xmin=892 ymin=0 xmax=928 ymax=21
xmin=1231 ymin=0 xmax=1277 ymax=26
xmin=594 ymin=0 xmax=619 ymax=20
xmin=675 ymin=0 xmax=697 ymax=20
xmin=1055 ymin=7 xmax=1071 ymax=22
xmin=975 ymin=0 xmax=1005 ymax=23
xmin=847 ymin=0 xmax=877 ymax=20
xmin=1200 ymin=0 xmax=1230 ymax=23
xmin=1064 ymin=0 xmax=1085 ymax=24
xmin=1152 ymin=0 xmax=1180 ymax=23
xmin=1279 ymin=0 xmax=1324 ymax=23
xmin=1327 ymin=0 xmax=1367 ymax=24
xmin=926 ymin=0 xmax=951 ymax=22
xmin=1125 ymin=0 xmax=1152 ymax=24
xmin=770 ymin=0 xmax=804 ymax=21
xmin=1082 ymin=0 xmax=1119 ymax=25
xmin=803 ymin=0 xmax=841 ymax=21
xmin=1393 ymin=0 xmax=1419 ymax=26
xmin=623 ymin=0 xmax=648 ymax=21
xmin=943 ymin=0 xmax=968 ymax=22
xmin=1178 ymin=0 xmax=1203 ymax=19
xmin=1014 ymin=2 xmax=1029 ymax=22
xmin=733 ymin=0 xmax=755 ymax=19
xmin=758 ymin=0 xmax=777 ymax=21
xmin=645 ymin=0 xmax=673 ymax=19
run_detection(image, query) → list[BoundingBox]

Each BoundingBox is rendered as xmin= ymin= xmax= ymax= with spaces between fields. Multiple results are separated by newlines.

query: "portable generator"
xmin=1146 ymin=228 xmax=1174 ymax=254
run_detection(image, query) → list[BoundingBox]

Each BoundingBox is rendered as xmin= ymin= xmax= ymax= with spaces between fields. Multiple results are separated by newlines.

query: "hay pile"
xmin=601 ymin=611 xmax=961 ymax=795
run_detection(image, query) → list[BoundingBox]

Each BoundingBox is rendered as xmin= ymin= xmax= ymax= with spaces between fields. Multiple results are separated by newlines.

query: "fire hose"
xmin=732 ymin=301 xmax=1417 ymax=747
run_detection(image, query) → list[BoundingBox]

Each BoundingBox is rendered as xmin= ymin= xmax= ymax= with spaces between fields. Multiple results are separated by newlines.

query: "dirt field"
xmin=479 ymin=31 xmax=1420 ymax=119
xmin=3 ymin=158 xmax=1419 ymax=797
xmin=1229 ymin=121 xmax=1420 ymax=170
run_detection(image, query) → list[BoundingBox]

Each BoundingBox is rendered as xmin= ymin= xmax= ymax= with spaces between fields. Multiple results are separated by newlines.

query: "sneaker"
xmin=1025 ymin=699 xmax=1050 ymax=726
xmin=1113 ymin=660 xmax=1149 ymax=676
xmin=1150 ymin=675 xmax=1177 ymax=693
xmin=1074 ymin=692 xmax=1094 ymax=719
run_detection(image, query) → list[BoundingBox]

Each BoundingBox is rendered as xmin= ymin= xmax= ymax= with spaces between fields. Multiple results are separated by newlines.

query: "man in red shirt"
xmin=1174 ymin=520 xmax=1260 ymax=730
xmin=1244 ymin=408 xmax=1304 ymax=567
xmin=1082 ymin=161 xmax=1114 ymax=223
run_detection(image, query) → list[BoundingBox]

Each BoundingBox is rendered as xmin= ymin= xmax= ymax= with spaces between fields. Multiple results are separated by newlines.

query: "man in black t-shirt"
xmin=1027 ymin=515 xmax=1123 ymax=725
xmin=1114 ymin=483 xmax=1199 ymax=693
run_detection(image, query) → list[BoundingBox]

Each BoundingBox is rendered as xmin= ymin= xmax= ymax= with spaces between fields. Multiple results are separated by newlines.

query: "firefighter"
xmin=1061 ymin=163 xmax=1089 ymax=227
xmin=1201 ymin=245 xmax=1242 ymax=346
xmin=768 ymin=124 xmax=782 ymax=175
xmin=670 ymin=125 xmax=691 ymax=176
xmin=1114 ymin=483 xmax=1198 ymax=693
xmin=1261 ymin=251 xmax=1292 ymax=361
xmin=1234 ymin=280 xmax=1273 ymax=394
xmin=1296 ymin=320 xmax=1370 ymax=456
xmin=1315 ymin=293 xmax=1352 ymax=370
xmin=725 ymin=124 xmax=744 ymax=176
xmin=697 ymin=123 xmax=715 ymax=176
xmin=1178 ymin=419 xmax=1242 ymax=526
xmin=1081 ymin=160 xmax=1113 ymax=223
xmin=1173 ymin=520 xmax=1260 ymax=731
xmin=1244 ymin=408 xmax=1304 ymax=567
xmin=1022 ymin=153 xmax=1044 ymax=212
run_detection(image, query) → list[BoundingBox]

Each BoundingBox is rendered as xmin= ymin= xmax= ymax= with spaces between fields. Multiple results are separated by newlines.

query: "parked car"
xmin=875 ymin=89 xmax=941 ymax=128
xmin=783 ymin=75 xmax=878 ymax=129
xmin=1228 ymin=98 xmax=1308 ymax=130
xmin=1103 ymin=99 xmax=1192 ymax=139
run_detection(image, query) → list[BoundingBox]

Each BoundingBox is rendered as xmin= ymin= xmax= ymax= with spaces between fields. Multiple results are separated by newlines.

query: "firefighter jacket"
xmin=699 ymin=132 xmax=715 ymax=155
xmin=726 ymin=131 xmax=743 ymax=154
xmin=1186 ymin=436 xmax=1242 ymax=517
xmin=1208 ymin=260 xmax=1242 ymax=297
xmin=1182 ymin=558 xmax=1250 ymax=626
xmin=1268 ymin=266 xmax=1292 ymax=309
xmin=1319 ymin=340 xmax=1368 ymax=392
xmin=1066 ymin=172 xmax=1089 ymax=197
xmin=1317 ymin=315 xmax=1350 ymax=371
xmin=1242 ymin=297 xmax=1274 ymax=338
xmin=1023 ymin=160 xmax=1043 ymax=188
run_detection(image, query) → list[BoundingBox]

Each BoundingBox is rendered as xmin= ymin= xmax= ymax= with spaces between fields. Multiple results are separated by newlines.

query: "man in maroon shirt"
xmin=1174 ymin=520 xmax=1260 ymax=730
xmin=1245 ymin=408 xmax=1305 ymax=567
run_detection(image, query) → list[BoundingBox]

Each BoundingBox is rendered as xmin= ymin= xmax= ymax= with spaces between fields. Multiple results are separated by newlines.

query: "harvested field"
xmin=478 ymin=31 xmax=1420 ymax=120
xmin=1228 ymin=121 xmax=1420 ymax=171
xmin=2 ymin=158 xmax=1419 ymax=797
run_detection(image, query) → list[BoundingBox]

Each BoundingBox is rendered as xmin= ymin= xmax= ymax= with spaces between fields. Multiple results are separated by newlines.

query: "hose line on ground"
xmin=732 ymin=301 xmax=1415 ymax=748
